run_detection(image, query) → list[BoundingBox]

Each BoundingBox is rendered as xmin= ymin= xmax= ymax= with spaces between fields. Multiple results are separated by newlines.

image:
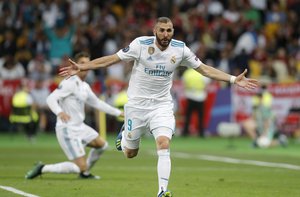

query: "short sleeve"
xmin=116 ymin=38 xmax=141 ymax=61
xmin=181 ymin=45 xmax=202 ymax=69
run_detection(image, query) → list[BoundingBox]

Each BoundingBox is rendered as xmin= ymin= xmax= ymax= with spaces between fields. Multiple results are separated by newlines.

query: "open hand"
xmin=59 ymin=59 xmax=81 ymax=79
xmin=235 ymin=69 xmax=259 ymax=90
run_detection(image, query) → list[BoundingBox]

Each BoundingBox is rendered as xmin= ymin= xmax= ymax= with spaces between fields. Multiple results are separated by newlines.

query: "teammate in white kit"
xmin=59 ymin=17 xmax=259 ymax=197
xmin=25 ymin=52 xmax=123 ymax=180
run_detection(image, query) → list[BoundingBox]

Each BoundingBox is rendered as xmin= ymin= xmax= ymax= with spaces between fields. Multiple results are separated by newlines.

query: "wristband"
xmin=230 ymin=76 xmax=236 ymax=84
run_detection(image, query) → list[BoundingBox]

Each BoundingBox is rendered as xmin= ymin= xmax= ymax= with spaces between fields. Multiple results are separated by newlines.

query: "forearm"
xmin=196 ymin=63 xmax=234 ymax=83
xmin=86 ymin=94 xmax=122 ymax=117
xmin=89 ymin=100 xmax=122 ymax=117
xmin=81 ymin=54 xmax=120 ymax=71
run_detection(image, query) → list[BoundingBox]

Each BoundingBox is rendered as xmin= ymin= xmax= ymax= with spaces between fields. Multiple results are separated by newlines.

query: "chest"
xmin=72 ymin=82 xmax=89 ymax=102
xmin=139 ymin=45 xmax=182 ymax=72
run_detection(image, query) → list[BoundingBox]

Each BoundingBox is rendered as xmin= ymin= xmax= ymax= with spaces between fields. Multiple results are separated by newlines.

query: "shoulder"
xmin=82 ymin=81 xmax=91 ymax=89
xmin=170 ymin=39 xmax=185 ymax=48
xmin=59 ymin=76 xmax=78 ymax=88
xmin=135 ymin=36 xmax=155 ymax=46
xmin=64 ymin=76 xmax=78 ymax=84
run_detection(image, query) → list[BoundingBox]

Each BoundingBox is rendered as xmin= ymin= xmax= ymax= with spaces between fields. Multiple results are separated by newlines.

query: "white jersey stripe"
xmin=63 ymin=128 xmax=77 ymax=158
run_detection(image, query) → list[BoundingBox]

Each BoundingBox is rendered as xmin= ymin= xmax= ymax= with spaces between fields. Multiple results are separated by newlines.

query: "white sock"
xmin=86 ymin=142 xmax=108 ymax=172
xmin=157 ymin=149 xmax=171 ymax=194
xmin=42 ymin=161 xmax=80 ymax=174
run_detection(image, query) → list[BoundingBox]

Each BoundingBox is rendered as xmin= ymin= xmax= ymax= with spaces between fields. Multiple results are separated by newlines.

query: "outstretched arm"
xmin=196 ymin=63 xmax=259 ymax=90
xmin=59 ymin=54 xmax=121 ymax=78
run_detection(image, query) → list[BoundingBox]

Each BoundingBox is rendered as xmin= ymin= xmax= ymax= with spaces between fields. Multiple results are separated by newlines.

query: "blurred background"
xmin=0 ymin=0 xmax=300 ymax=147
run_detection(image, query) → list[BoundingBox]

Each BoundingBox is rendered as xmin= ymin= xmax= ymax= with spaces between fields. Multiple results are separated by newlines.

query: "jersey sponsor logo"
xmin=144 ymin=67 xmax=172 ymax=76
xmin=122 ymin=46 xmax=130 ymax=53
xmin=170 ymin=56 xmax=176 ymax=64
xmin=148 ymin=47 xmax=155 ymax=55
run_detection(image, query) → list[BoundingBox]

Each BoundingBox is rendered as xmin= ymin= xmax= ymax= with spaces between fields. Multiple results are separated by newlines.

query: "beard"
xmin=155 ymin=33 xmax=171 ymax=48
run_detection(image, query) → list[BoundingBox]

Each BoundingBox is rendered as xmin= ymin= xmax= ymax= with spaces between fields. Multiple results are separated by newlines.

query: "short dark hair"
xmin=74 ymin=52 xmax=90 ymax=62
xmin=156 ymin=17 xmax=172 ymax=24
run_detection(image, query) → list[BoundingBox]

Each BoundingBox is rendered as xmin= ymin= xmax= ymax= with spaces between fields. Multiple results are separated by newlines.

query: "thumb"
xmin=68 ymin=58 xmax=76 ymax=65
xmin=241 ymin=69 xmax=248 ymax=77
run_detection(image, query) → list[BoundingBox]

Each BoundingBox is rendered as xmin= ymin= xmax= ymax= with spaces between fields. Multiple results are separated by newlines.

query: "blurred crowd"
xmin=1 ymin=0 xmax=300 ymax=84
xmin=0 ymin=0 xmax=300 ymax=134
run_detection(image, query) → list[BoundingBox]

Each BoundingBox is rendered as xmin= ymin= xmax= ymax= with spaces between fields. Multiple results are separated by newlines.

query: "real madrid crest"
xmin=170 ymin=56 xmax=176 ymax=64
xmin=148 ymin=47 xmax=155 ymax=55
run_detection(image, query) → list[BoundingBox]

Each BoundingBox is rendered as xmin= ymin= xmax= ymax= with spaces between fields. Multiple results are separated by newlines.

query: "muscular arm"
xmin=195 ymin=63 xmax=233 ymax=82
xmin=78 ymin=54 xmax=121 ymax=71
xmin=60 ymin=54 xmax=121 ymax=77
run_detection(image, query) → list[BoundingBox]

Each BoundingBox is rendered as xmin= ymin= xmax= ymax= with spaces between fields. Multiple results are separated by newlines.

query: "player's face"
xmin=154 ymin=22 xmax=174 ymax=49
xmin=77 ymin=57 xmax=90 ymax=80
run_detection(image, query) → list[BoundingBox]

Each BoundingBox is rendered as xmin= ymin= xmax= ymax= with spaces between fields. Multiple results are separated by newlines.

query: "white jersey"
xmin=116 ymin=36 xmax=202 ymax=106
xmin=47 ymin=75 xmax=121 ymax=129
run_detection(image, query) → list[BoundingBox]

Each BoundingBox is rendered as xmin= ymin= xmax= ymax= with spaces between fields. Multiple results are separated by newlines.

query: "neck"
xmin=76 ymin=74 xmax=85 ymax=81
xmin=155 ymin=40 xmax=167 ymax=51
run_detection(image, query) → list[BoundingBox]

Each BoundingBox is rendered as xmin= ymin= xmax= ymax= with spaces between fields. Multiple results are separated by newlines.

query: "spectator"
xmin=27 ymin=53 xmax=52 ymax=80
xmin=272 ymin=47 xmax=289 ymax=83
xmin=215 ymin=46 xmax=235 ymax=74
xmin=69 ymin=0 xmax=89 ymax=25
xmin=30 ymin=24 xmax=50 ymax=57
xmin=234 ymin=26 xmax=258 ymax=56
xmin=9 ymin=81 xmax=39 ymax=142
xmin=44 ymin=21 xmax=76 ymax=73
xmin=30 ymin=79 xmax=51 ymax=132
xmin=182 ymin=68 xmax=211 ymax=137
xmin=0 ymin=55 xmax=25 ymax=80
xmin=222 ymin=1 xmax=241 ymax=24
xmin=0 ymin=29 xmax=16 ymax=57
xmin=242 ymin=85 xmax=287 ymax=148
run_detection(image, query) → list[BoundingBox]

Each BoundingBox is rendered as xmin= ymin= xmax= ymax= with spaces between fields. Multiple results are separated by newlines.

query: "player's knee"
xmin=96 ymin=141 xmax=108 ymax=152
xmin=124 ymin=149 xmax=138 ymax=158
xmin=156 ymin=136 xmax=170 ymax=150
xmin=89 ymin=137 xmax=107 ymax=148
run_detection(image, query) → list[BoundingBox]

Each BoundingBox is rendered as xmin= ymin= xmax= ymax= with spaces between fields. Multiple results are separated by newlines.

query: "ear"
xmin=153 ymin=27 xmax=156 ymax=36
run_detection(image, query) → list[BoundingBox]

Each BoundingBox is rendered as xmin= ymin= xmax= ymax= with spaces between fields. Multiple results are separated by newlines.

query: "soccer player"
xmin=59 ymin=17 xmax=259 ymax=197
xmin=25 ymin=52 xmax=123 ymax=180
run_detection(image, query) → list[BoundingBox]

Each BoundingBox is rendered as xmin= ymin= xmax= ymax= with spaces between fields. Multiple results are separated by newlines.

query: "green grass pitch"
xmin=0 ymin=132 xmax=300 ymax=197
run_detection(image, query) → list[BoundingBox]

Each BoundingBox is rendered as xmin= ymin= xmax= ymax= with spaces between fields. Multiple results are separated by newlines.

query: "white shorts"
xmin=122 ymin=102 xmax=175 ymax=149
xmin=56 ymin=124 xmax=98 ymax=160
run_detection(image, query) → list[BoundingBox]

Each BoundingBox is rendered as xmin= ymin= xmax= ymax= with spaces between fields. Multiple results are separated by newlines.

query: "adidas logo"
xmin=147 ymin=56 xmax=153 ymax=61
